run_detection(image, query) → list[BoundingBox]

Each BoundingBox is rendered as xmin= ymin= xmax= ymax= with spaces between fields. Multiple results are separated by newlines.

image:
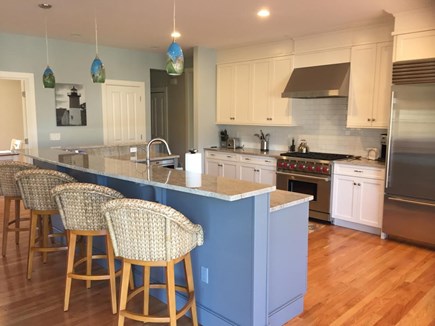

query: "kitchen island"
xmin=20 ymin=147 xmax=312 ymax=326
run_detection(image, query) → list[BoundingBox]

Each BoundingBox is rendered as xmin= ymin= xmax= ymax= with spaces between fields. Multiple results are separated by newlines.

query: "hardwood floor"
xmin=0 ymin=197 xmax=434 ymax=325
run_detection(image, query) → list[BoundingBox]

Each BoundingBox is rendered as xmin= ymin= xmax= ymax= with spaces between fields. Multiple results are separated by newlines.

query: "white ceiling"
xmin=1 ymin=0 xmax=433 ymax=53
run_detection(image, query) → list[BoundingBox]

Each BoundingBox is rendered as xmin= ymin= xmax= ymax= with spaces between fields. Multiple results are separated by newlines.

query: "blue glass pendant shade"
xmin=91 ymin=55 xmax=106 ymax=83
xmin=166 ymin=41 xmax=184 ymax=76
xmin=42 ymin=65 xmax=55 ymax=88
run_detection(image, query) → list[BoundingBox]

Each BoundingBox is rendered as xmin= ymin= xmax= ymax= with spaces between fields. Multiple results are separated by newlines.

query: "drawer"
xmin=239 ymin=155 xmax=276 ymax=167
xmin=205 ymin=151 xmax=238 ymax=161
xmin=333 ymin=164 xmax=385 ymax=179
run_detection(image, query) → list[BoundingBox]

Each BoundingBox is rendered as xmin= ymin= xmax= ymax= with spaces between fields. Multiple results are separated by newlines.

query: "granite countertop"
xmin=20 ymin=148 xmax=275 ymax=202
xmin=334 ymin=157 xmax=385 ymax=169
xmin=0 ymin=150 xmax=18 ymax=157
xmin=205 ymin=147 xmax=284 ymax=159
xmin=270 ymin=190 xmax=313 ymax=212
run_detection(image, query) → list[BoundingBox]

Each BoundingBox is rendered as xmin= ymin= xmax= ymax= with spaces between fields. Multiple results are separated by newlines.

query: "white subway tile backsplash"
xmin=219 ymin=98 xmax=386 ymax=157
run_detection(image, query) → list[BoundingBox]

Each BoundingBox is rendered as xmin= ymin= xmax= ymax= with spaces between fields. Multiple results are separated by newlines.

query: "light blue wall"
xmin=0 ymin=32 xmax=166 ymax=147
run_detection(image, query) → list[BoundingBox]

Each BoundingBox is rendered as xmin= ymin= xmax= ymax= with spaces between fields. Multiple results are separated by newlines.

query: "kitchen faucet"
xmin=146 ymin=138 xmax=172 ymax=166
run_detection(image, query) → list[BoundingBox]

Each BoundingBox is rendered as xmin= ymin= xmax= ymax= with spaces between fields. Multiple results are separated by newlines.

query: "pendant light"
xmin=90 ymin=14 xmax=106 ymax=83
xmin=165 ymin=0 xmax=184 ymax=76
xmin=39 ymin=4 xmax=55 ymax=88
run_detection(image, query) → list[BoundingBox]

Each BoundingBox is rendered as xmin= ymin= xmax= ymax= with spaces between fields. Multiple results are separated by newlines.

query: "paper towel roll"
xmin=186 ymin=171 xmax=202 ymax=188
xmin=185 ymin=152 xmax=202 ymax=173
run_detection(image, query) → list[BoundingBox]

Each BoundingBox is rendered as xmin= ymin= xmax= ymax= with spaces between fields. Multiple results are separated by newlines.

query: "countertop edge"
xmin=270 ymin=190 xmax=313 ymax=212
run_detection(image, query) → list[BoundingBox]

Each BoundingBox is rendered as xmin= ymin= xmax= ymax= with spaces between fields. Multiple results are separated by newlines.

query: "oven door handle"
xmin=276 ymin=171 xmax=330 ymax=182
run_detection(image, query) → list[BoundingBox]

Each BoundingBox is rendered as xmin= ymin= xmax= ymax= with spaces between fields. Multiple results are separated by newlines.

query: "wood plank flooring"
xmin=0 ymin=197 xmax=434 ymax=325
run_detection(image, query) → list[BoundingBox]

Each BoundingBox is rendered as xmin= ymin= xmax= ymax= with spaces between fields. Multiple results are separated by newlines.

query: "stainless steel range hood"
xmin=282 ymin=62 xmax=350 ymax=98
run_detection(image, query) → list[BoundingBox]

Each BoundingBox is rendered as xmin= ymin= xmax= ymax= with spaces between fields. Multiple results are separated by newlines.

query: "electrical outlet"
xmin=49 ymin=133 xmax=61 ymax=141
xmin=201 ymin=266 xmax=208 ymax=284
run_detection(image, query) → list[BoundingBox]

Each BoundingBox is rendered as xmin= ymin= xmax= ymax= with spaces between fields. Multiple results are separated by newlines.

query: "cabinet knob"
xmin=372 ymin=118 xmax=376 ymax=122
xmin=367 ymin=118 xmax=371 ymax=122
xmin=218 ymin=164 xmax=223 ymax=167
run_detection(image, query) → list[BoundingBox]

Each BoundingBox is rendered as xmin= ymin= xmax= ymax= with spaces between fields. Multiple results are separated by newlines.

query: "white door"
xmin=0 ymin=71 xmax=38 ymax=149
xmin=102 ymin=80 xmax=146 ymax=145
xmin=151 ymin=88 xmax=168 ymax=140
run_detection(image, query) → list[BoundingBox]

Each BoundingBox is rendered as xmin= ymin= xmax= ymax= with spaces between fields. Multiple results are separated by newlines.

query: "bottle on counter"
xmin=289 ymin=138 xmax=296 ymax=152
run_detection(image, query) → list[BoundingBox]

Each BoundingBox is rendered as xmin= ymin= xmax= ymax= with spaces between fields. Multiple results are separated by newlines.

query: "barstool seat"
xmin=15 ymin=169 xmax=76 ymax=279
xmin=0 ymin=161 xmax=36 ymax=256
xmin=102 ymin=198 xmax=204 ymax=326
xmin=51 ymin=182 xmax=124 ymax=314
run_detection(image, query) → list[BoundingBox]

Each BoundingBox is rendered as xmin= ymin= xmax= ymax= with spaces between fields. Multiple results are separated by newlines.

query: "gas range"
xmin=277 ymin=152 xmax=353 ymax=176
xmin=276 ymin=151 xmax=353 ymax=222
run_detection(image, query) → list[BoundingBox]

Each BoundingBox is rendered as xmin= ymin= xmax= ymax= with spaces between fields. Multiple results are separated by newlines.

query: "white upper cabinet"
xmin=394 ymin=30 xmax=435 ymax=62
xmin=216 ymin=55 xmax=294 ymax=126
xmin=347 ymin=42 xmax=393 ymax=129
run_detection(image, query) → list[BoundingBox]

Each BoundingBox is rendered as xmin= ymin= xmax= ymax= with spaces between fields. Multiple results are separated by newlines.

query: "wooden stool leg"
xmin=2 ymin=197 xmax=11 ymax=256
xmin=166 ymin=261 xmax=177 ymax=326
xmin=27 ymin=211 xmax=38 ymax=280
xmin=118 ymin=261 xmax=131 ymax=326
xmin=129 ymin=269 xmax=135 ymax=290
xmin=143 ymin=265 xmax=150 ymax=316
xmin=64 ymin=231 xmax=76 ymax=312
xmin=184 ymin=253 xmax=199 ymax=326
xmin=105 ymin=235 xmax=117 ymax=314
xmin=14 ymin=199 xmax=20 ymax=245
xmin=42 ymin=215 xmax=49 ymax=263
xmin=86 ymin=235 xmax=93 ymax=289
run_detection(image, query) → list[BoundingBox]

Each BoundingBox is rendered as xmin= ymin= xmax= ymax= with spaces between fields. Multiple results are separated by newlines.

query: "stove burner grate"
xmin=280 ymin=152 xmax=353 ymax=161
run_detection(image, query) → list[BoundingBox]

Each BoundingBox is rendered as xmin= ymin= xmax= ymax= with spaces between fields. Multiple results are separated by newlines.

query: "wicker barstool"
xmin=0 ymin=161 xmax=36 ymax=256
xmin=102 ymin=198 xmax=204 ymax=326
xmin=51 ymin=183 xmax=124 ymax=314
xmin=15 ymin=169 xmax=76 ymax=279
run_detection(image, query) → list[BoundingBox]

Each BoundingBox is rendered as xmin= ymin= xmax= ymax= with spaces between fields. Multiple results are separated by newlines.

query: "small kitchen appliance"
xmin=276 ymin=151 xmax=353 ymax=222
xmin=367 ymin=148 xmax=378 ymax=160
xmin=227 ymin=138 xmax=241 ymax=149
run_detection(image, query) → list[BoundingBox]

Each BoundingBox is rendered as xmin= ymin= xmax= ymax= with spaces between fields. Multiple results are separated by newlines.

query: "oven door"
xmin=276 ymin=171 xmax=331 ymax=221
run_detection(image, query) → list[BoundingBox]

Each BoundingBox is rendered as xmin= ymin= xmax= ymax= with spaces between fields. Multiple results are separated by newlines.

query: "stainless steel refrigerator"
xmin=383 ymin=60 xmax=435 ymax=248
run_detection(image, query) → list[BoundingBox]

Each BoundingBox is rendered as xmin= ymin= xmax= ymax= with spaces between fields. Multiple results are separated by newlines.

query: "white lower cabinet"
xmin=332 ymin=163 xmax=385 ymax=230
xmin=204 ymin=152 xmax=238 ymax=179
xmin=204 ymin=151 xmax=276 ymax=186
xmin=239 ymin=155 xmax=276 ymax=186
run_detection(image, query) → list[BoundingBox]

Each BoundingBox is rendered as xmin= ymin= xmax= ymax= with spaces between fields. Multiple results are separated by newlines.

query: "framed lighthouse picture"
xmin=55 ymin=83 xmax=87 ymax=126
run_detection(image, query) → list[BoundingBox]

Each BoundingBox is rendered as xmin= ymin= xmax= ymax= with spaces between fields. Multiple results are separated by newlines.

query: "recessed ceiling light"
xmin=257 ymin=8 xmax=270 ymax=17
xmin=38 ymin=3 xmax=52 ymax=9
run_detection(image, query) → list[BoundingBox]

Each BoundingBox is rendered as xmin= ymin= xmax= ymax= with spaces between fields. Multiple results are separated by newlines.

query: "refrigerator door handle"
xmin=388 ymin=196 xmax=435 ymax=208
xmin=385 ymin=91 xmax=395 ymax=189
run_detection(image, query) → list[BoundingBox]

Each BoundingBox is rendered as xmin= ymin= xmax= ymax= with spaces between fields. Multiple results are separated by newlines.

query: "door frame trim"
xmin=101 ymin=79 xmax=146 ymax=145
xmin=0 ymin=71 xmax=38 ymax=149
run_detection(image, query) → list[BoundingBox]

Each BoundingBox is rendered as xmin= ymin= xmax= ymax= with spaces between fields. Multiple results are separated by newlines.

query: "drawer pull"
xmin=354 ymin=170 xmax=363 ymax=173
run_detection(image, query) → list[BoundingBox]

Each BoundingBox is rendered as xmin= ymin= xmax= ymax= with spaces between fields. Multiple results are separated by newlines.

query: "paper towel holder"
xmin=189 ymin=149 xmax=198 ymax=154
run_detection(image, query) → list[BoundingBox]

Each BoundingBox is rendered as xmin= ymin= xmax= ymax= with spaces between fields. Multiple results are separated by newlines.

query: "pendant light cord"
xmin=44 ymin=15 xmax=50 ymax=66
xmin=172 ymin=0 xmax=176 ymax=41
xmin=94 ymin=15 xmax=99 ymax=55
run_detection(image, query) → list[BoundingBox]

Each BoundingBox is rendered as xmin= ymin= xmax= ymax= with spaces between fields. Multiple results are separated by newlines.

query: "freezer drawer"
xmin=382 ymin=195 xmax=435 ymax=248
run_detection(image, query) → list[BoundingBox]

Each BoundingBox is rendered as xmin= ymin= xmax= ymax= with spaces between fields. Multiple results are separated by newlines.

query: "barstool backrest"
xmin=52 ymin=183 xmax=123 ymax=231
xmin=102 ymin=198 xmax=204 ymax=262
xmin=0 ymin=161 xmax=36 ymax=197
xmin=15 ymin=169 xmax=76 ymax=211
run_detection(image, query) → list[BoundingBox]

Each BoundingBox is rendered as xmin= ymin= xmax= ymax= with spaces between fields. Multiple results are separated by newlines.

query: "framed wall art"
xmin=55 ymin=83 xmax=87 ymax=126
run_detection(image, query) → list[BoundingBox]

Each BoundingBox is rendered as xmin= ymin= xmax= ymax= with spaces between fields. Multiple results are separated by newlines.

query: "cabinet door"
xmin=234 ymin=63 xmax=251 ymax=123
xmin=216 ymin=65 xmax=235 ymax=123
xmin=251 ymin=60 xmax=271 ymax=123
xmin=347 ymin=44 xmax=377 ymax=128
xmin=332 ymin=175 xmax=357 ymax=221
xmin=239 ymin=164 xmax=257 ymax=183
xmin=371 ymin=42 xmax=392 ymax=128
xmin=223 ymin=162 xmax=238 ymax=179
xmin=357 ymin=178 xmax=384 ymax=227
xmin=205 ymin=159 xmax=221 ymax=177
xmin=259 ymin=166 xmax=276 ymax=186
xmin=269 ymin=56 xmax=293 ymax=125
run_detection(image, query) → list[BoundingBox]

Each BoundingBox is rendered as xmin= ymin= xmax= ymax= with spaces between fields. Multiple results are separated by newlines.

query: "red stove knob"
xmin=315 ymin=165 xmax=322 ymax=172
xmin=290 ymin=163 xmax=296 ymax=169
xmin=322 ymin=166 xmax=330 ymax=174
xmin=278 ymin=161 xmax=285 ymax=168
xmin=298 ymin=164 xmax=305 ymax=170
xmin=307 ymin=165 xmax=314 ymax=172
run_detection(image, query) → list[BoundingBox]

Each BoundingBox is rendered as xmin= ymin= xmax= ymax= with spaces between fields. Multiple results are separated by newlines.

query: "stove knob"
xmin=290 ymin=163 xmax=296 ymax=169
xmin=322 ymin=166 xmax=330 ymax=174
xmin=315 ymin=165 xmax=322 ymax=173
xmin=298 ymin=164 xmax=305 ymax=170
xmin=307 ymin=165 xmax=314 ymax=172
xmin=278 ymin=161 xmax=285 ymax=168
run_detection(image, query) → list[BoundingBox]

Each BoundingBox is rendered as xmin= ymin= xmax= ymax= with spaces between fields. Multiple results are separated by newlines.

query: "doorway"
xmin=0 ymin=71 xmax=38 ymax=149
